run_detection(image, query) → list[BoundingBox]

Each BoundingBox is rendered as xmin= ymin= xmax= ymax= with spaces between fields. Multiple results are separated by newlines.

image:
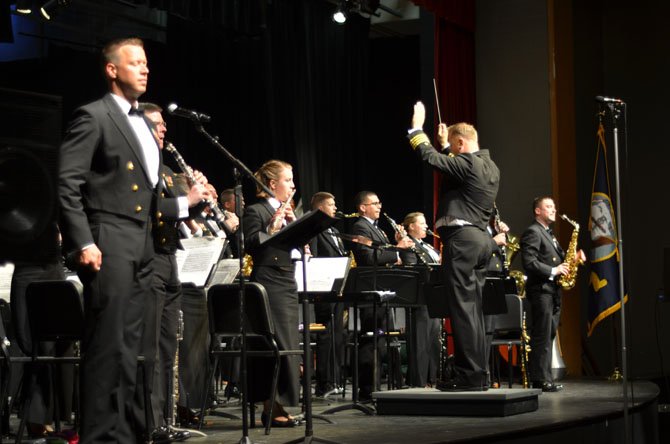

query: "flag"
xmin=587 ymin=123 xmax=627 ymax=337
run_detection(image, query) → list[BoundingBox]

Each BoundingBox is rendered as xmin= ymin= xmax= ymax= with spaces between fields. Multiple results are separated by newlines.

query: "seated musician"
xmin=399 ymin=212 xmax=441 ymax=388
xmin=349 ymin=191 xmax=413 ymax=401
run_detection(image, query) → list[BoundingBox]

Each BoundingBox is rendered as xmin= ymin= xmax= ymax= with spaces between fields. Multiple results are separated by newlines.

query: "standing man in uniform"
xmin=407 ymin=101 xmax=500 ymax=391
xmin=58 ymin=38 xmax=209 ymax=442
xmin=520 ymin=196 xmax=584 ymax=392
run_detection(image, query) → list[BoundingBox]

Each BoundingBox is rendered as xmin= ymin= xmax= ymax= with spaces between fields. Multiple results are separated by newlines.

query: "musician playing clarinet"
xmin=139 ymin=102 xmax=211 ymax=441
xmin=243 ymin=160 xmax=302 ymax=428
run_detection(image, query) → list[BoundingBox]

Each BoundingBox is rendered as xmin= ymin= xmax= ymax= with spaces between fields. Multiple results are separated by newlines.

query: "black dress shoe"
xmin=531 ymin=381 xmax=563 ymax=392
xmin=152 ymin=426 xmax=192 ymax=443
xmin=260 ymin=411 xmax=300 ymax=428
xmin=315 ymin=382 xmax=334 ymax=397
xmin=436 ymin=379 xmax=489 ymax=392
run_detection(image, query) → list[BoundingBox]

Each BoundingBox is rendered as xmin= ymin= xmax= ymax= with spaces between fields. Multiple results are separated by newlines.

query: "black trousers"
xmin=78 ymin=214 xmax=154 ymax=444
xmin=407 ymin=306 xmax=441 ymax=387
xmin=249 ymin=265 xmax=300 ymax=407
xmin=146 ymin=253 xmax=182 ymax=428
xmin=178 ymin=285 xmax=210 ymax=410
xmin=527 ymin=287 xmax=561 ymax=383
xmin=314 ymin=302 xmax=345 ymax=389
xmin=438 ymin=226 xmax=492 ymax=387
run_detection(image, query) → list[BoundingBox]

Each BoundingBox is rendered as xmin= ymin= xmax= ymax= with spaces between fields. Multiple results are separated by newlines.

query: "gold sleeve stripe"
xmin=409 ymin=133 xmax=430 ymax=150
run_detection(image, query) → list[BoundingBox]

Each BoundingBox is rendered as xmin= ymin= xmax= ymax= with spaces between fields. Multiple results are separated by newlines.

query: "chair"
xmin=199 ymin=283 xmax=303 ymax=435
xmin=11 ymin=280 xmax=83 ymax=443
xmin=19 ymin=280 xmax=151 ymax=442
xmin=490 ymin=294 xmax=526 ymax=389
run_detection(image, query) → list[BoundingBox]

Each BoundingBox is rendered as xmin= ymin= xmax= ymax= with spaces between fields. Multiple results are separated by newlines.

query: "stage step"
xmin=373 ymin=387 xmax=541 ymax=417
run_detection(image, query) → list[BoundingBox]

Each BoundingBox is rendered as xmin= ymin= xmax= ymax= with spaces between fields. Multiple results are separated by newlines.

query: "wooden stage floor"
xmin=5 ymin=379 xmax=660 ymax=443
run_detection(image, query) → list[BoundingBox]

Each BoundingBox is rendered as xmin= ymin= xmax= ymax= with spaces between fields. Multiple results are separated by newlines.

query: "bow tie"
xmin=128 ymin=107 xmax=144 ymax=117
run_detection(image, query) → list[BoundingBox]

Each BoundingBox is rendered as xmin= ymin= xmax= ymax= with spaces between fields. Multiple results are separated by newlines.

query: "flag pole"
xmin=606 ymin=99 xmax=629 ymax=444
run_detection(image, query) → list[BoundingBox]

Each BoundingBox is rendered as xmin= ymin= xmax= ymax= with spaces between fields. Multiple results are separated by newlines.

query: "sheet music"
xmin=295 ymin=257 xmax=350 ymax=293
xmin=175 ymin=237 xmax=226 ymax=286
xmin=205 ymin=258 xmax=240 ymax=290
xmin=0 ymin=262 xmax=15 ymax=302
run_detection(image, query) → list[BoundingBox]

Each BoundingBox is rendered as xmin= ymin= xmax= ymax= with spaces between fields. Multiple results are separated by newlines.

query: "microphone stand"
xmin=601 ymin=100 xmax=630 ymax=444
xmin=193 ymin=122 xmax=274 ymax=444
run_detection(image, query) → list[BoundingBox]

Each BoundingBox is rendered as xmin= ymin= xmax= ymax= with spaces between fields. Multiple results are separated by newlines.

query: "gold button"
xmin=156 ymin=211 xmax=162 ymax=219
xmin=161 ymin=238 xmax=167 ymax=244
xmin=135 ymin=205 xmax=142 ymax=213
xmin=495 ymin=264 xmax=500 ymax=268
xmin=161 ymin=192 xmax=165 ymax=198
xmin=131 ymin=184 xmax=139 ymax=192
xmin=158 ymin=221 xmax=164 ymax=227
xmin=127 ymin=161 xmax=134 ymax=171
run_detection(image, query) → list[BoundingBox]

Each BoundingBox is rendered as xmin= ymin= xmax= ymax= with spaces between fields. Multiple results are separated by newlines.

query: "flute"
xmin=268 ymin=188 xmax=296 ymax=234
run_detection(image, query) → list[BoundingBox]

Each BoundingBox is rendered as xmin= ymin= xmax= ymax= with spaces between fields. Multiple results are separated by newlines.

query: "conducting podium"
xmin=259 ymin=209 xmax=340 ymax=444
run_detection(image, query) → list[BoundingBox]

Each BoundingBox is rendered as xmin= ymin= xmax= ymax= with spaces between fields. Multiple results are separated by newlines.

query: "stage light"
xmin=40 ymin=0 xmax=69 ymax=21
xmin=332 ymin=0 xmax=348 ymax=24
xmin=15 ymin=0 xmax=33 ymax=15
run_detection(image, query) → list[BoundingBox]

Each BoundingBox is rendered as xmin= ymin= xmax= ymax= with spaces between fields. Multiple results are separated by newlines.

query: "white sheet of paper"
xmin=175 ymin=237 xmax=226 ymax=286
xmin=0 ymin=262 xmax=15 ymax=302
xmin=294 ymin=256 xmax=350 ymax=293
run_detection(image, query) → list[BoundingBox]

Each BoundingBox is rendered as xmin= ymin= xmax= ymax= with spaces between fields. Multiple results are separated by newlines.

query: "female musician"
xmin=242 ymin=159 xmax=301 ymax=428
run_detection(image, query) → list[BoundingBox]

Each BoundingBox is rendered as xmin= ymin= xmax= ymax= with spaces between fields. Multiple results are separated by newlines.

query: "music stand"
xmin=349 ymin=266 xmax=428 ymax=389
xmin=259 ymin=209 xmax=340 ymax=444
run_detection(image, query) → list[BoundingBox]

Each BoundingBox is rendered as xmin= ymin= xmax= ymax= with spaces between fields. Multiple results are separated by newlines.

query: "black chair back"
xmin=207 ymin=283 xmax=275 ymax=339
xmin=493 ymin=294 xmax=523 ymax=338
xmin=25 ymin=280 xmax=84 ymax=345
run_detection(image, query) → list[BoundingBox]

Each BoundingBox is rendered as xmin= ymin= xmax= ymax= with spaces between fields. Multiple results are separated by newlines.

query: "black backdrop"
xmin=0 ymin=0 xmax=425 ymax=229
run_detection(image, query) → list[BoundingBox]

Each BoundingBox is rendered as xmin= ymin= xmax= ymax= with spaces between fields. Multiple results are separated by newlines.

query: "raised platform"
xmin=373 ymin=387 xmax=541 ymax=416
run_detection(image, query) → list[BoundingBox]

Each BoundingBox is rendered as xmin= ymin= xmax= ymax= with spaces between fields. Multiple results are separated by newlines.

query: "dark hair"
xmin=532 ymin=195 xmax=553 ymax=211
xmin=354 ymin=190 xmax=375 ymax=210
xmin=311 ymin=191 xmax=335 ymax=210
xmin=219 ymin=188 xmax=235 ymax=205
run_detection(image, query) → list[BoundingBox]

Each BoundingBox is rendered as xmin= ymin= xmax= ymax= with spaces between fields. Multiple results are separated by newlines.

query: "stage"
xmin=140 ymin=379 xmax=659 ymax=444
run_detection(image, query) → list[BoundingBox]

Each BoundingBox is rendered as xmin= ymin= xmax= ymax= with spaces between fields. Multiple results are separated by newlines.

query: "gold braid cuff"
xmin=409 ymin=132 xmax=430 ymax=150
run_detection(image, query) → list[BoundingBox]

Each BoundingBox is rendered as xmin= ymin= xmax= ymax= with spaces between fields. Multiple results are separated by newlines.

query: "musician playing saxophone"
xmin=520 ymin=196 xmax=585 ymax=393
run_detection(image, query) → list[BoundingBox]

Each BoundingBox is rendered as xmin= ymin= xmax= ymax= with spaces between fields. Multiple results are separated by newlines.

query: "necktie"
xmin=128 ymin=107 xmax=144 ymax=117
xmin=547 ymin=228 xmax=558 ymax=248
xmin=329 ymin=228 xmax=345 ymax=255
xmin=373 ymin=221 xmax=389 ymax=242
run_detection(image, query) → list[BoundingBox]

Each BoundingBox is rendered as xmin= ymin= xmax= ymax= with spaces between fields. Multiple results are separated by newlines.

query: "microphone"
xmin=595 ymin=95 xmax=623 ymax=104
xmin=166 ymin=103 xmax=211 ymax=123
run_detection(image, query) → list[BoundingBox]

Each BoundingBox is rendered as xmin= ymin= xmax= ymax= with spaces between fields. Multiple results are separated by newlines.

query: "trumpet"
xmin=269 ymin=188 xmax=296 ymax=234
xmin=164 ymin=141 xmax=227 ymax=223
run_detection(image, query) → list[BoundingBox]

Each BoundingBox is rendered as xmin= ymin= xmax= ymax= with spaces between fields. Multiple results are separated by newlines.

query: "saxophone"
xmin=557 ymin=214 xmax=583 ymax=290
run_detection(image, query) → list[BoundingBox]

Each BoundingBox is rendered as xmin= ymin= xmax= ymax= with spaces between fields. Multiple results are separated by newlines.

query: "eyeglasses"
xmin=363 ymin=201 xmax=382 ymax=207
xmin=150 ymin=120 xmax=167 ymax=129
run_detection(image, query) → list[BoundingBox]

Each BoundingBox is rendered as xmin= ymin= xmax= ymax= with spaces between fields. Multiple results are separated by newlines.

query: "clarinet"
xmin=168 ymin=310 xmax=184 ymax=428
xmin=164 ymin=141 xmax=227 ymax=223
xmin=383 ymin=213 xmax=430 ymax=267
xmin=492 ymin=203 xmax=509 ymax=275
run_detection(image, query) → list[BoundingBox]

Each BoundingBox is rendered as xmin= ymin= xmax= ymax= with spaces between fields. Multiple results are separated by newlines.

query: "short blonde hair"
xmin=448 ymin=122 xmax=478 ymax=143
xmin=402 ymin=212 xmax=424 ymax=231
xmin=254 ymin=159 xmax=292 ymax=198
xmin=102 ymin=37 xmax=144 ymax=67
